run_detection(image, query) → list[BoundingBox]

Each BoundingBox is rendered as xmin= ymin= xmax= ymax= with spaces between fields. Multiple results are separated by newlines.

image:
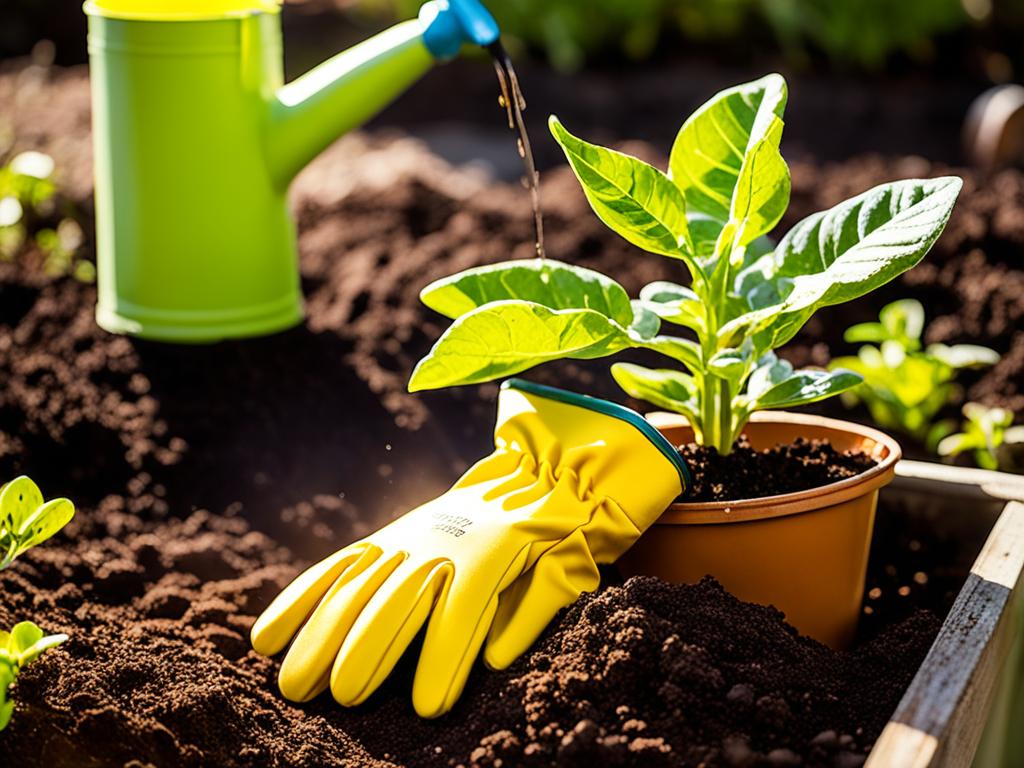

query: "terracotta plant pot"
xmin=619 ymin=411 xmax=902 ymax=648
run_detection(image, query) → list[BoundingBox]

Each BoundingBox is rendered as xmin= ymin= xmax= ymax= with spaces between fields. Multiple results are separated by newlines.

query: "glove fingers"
xmin=330 ymin=559 xmax=451 ymax=707
xmin=251 ymin=543 xmax=370 ymax=656
xmin=484 ymin=530 xmax=600 ymax=670
xmin=411 ymin=576 xmax=504 ymax=719
xmin=278 ymin=546 xmax=402 ymax=702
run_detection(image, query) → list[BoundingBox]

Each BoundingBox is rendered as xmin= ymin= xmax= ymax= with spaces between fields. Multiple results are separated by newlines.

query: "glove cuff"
xmin=499 ymin=378 xmax=691 ymax=491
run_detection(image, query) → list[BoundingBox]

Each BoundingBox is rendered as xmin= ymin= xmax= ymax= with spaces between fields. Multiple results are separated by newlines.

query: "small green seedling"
xmin=0 ymin=621 xmax=67 ymax=730
xmin=0 ymin=476 xmax=75 ymax=570
xmin=409 ymin=74 xmax=962 ymax=454
xmin=938 ymin=403 xmax=1024 ymax=471
xmin=831 ymin=299 xmax=999 ymax=448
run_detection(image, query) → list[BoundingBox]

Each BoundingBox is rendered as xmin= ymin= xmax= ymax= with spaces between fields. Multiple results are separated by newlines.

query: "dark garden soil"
xmin=677 ymin=438 xmax=878 ymax=503
xmin=0 ymin=62 xmax=1019 ymax=766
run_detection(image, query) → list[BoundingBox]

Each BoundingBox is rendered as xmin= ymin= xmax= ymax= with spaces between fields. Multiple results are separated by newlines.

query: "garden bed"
xmin=1 ymin=64 xmax=1023 ymax=766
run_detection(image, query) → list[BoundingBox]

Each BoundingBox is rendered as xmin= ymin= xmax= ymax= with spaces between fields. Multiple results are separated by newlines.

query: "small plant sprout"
xmin=0 ymin=621 xmax=67 ymax=731
xmin=831 ymin=299 xmax=999 ymax=448
xmin=409 ymin=74 xmax=962 ymax=454
xmin=938 ymin=403 xmax=1024 ymax=471
xmin=0 ymin=476 xmax=75 ymax=570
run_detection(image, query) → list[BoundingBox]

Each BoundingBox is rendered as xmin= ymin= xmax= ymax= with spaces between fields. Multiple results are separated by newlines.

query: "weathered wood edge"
xmin=867 ymin=479 xmax=1024 ymax=768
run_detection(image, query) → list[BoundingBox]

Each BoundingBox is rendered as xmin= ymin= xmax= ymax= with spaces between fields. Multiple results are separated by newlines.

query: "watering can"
xmin=85 ymin=0 xmax=499 ymax=342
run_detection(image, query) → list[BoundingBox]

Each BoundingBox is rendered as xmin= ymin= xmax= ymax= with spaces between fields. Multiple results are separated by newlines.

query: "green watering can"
xmin=85 ymin=0 xmax=499 ymax=342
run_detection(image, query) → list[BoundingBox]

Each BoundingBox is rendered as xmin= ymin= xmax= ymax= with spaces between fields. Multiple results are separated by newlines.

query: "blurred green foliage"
xmin=355 ymin=0 xmax=973 ymax=71
xmin=830 ymin=299 xmax=999 ymax=449
xmin=938 ymin=402 xmax=1024 ymax=471
xmin=0 ymin=143 xmax=95 ymax=282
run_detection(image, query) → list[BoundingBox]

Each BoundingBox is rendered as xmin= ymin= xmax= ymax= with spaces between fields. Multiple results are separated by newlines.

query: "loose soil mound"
xmin=1 ymin=508 xmax=937 ymax=768
xmin=0 ymin=64 xmax=1015 ymax=766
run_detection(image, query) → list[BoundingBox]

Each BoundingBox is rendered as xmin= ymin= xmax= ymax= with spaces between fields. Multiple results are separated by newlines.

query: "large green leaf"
xmin=669 ymin=73 xmax=788 ymax=222
xmin=419 ymin=259 xmax=633 ymax=327
xmin=549 ymin=117 xmax=696 ymax=269
xmin=728 ymin=117 xmax=790 ymax=247
xmin=750 ymin=368 xmax=862 ymax=410
xmin=742 ymin=176 xmax=963 ymax=348
xmin=610 ymin=363 xmax=703 ymax=437
xmin=408 ymin=301 xmax=632 ymax=391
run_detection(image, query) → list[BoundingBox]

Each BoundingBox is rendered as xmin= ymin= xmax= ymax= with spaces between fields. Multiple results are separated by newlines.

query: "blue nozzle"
xmin=421 ymin=0 xmax=500 ymax=61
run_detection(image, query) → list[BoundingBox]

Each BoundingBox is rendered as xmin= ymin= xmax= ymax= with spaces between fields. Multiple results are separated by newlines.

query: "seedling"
xmin=831 ymin=299 xmax=999 ymax=448
xmin=0 ymin=476 xmax=75 ymax=570
xmin=409 ymin=74 xmax=961 ymax=454
xmin=0 ymin=621 xmax=67 ymax=731
xmin=938 ymin=403 xmax=1024 ymax=471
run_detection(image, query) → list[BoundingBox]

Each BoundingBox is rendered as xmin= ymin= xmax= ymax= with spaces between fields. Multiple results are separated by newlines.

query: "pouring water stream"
xmin=488 ymin=40 xmax=545 ymax=259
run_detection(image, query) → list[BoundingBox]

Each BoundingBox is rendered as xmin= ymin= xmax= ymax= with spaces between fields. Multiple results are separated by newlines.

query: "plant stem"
xmin=718 ymin=379 xmax=733 ymax=453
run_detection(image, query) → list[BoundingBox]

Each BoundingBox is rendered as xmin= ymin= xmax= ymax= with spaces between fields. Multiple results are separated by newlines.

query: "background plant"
xmin=0 ymin=621 xmax=66 ymax=730
xmin=353 ymin=0 xmax=977 ymax=72
xmin=830 ymin=299 xmax=999 ymax=449
xmin=938 ymin=403 xmax=1024 ymax=472
xmin=0 ymin=145 xmax=94 ymax=282
xmin=409 ymin=74 xmax=962 ymax=454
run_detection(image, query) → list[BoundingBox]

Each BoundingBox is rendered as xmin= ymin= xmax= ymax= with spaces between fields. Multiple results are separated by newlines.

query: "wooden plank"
xmin=867 ymin=501 xmax=1024 ymax=768
xmin=895 ymin=460 xmax=1024 ymax=503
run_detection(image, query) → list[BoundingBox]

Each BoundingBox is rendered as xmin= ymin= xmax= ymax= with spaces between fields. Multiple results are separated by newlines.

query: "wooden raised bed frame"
xmin=867 ymin=461 xmax=1024 ymax=768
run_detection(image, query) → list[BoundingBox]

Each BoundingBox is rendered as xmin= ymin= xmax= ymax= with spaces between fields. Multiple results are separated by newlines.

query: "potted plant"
xmin=408 ymin=73 xmax=962 ymax=647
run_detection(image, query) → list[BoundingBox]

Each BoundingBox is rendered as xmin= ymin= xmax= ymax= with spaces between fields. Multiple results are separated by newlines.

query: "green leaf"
xmin=728 ymin=117 xmax=790 ymax=247
xmin=707 ymin=339 xmax=755 ymax=390
xmin=937 ymin=432 xmax=975 ymax=457
xmin=750 ymin=368 xmax=862 ymax=410
xmin=843 ymin=300 xmax=925 ymax=349
xmin=408 ymin=301 xmax=632 ymax=391
xmin=747 ymin=176 xmax=963 ymax=348
xmin=8 ymin=622 xmax=44 ymax=657
xmin=688 ymin=212 xmax=776 ymax=264
xmin=549 ymin=116 xmax=696 ymax=269
xmin=419 ymin=259 xmax=633 ymax=327
xmin=0 ymin=477 xmax=44 ymax=537
xmin=16 ymin=497 xmax=74 ymax=554
xmin=639 ymin=281 xmax=706 ymax=334
xmin=881 ymin=299 xmax=925 ymax=344
xmin=1004 ymin=426 xmax=1024 ymax=445
xmin=926 ymin=343 xmax=1000 ymax=369
xmin=627 ymin=301 xmax=661 ymax=340
xmin=18 ymin=632 xmax=67 ymax=666
xmin=611 ymin=363 xmax=703 ymax=437
xmin=745 ymin=352 xmax=793 ymax=399
xmin=0 ymin=664 xmax=13 ymax=732
xmin=964 ymin=402 xmax=1014 ymax=429
xmin=641 ymin=335 xmax=703 ymax=373
xmin=669 ymin=73 xmax=788 ymax=223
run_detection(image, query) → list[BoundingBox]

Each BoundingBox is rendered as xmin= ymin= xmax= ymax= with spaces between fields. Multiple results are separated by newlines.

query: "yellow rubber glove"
xmin=250 ymin=378 xmax=689 ymax=718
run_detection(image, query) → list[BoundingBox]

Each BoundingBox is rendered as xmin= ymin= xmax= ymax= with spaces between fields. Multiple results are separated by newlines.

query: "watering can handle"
xmin=420 ymin=0 xmax=500 ymax=60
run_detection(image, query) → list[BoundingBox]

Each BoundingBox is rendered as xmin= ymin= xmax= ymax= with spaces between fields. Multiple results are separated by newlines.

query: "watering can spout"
xmin=267 ymin=0 xmax=500 ymax=187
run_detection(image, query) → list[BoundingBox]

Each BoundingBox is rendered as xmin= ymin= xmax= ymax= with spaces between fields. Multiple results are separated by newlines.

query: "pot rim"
xmin=647 ymin=410 xmax=902 ymax=525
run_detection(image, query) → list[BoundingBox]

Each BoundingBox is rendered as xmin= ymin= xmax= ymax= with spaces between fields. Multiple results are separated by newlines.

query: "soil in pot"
xmin=677 ymin=437 xmax=878 ymax=503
